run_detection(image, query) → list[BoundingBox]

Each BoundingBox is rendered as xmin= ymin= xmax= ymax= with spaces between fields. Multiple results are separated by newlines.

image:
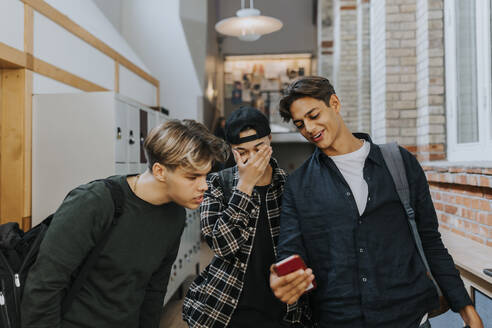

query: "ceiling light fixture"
xmin=215 ymin=0 xmax=283 ymax=42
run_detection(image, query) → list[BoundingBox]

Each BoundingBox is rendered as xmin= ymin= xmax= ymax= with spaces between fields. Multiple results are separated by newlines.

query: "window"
xmin=445 ymin=0 xmax=492 ymax=161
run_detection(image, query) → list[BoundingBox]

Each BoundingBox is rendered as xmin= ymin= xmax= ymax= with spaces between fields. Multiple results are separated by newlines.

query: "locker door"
xmin=158 ymin=112 xmax=168 ymax=125
xmin=115 ymin=100 xmax=128 ymax=163
xmin=147 ymin=110 xmax=158 ymax=132
xmin=139 ymin=109 xmax=148 ymax=164
xmin=127 ymin=104 xmax=140 ymax=163
xmin=129 ymin=163 xmax=141 ymax=175
xmin=115 ymin=163 xmax=129 ymax=175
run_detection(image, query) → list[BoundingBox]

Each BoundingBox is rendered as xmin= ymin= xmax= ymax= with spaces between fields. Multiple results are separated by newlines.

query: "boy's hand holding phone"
xmin=269 ymin=255 xmax=315 ymax=305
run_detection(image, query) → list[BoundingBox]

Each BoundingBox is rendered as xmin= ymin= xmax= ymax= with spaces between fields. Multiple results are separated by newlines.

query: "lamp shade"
xmin=215 ymin=8 xmax=283 ymax=41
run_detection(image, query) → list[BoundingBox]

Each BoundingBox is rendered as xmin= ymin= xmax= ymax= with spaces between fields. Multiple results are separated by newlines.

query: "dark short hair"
xmin=225 ymin=106 xmax=271 ymax=144
xmin=279 ymin=76 xmax=336 ymax=122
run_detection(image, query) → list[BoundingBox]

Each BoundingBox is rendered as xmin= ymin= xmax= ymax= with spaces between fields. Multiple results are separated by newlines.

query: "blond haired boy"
xmin=21 ymin=120 xmax=228 ymax=328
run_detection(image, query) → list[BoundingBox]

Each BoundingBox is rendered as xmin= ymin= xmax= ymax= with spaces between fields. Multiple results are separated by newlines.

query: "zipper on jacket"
xmin=18 ymin=224 xmax=47 ymax=274
xmin=13 ymin=224 xmax=47 ymax=323
xmin=0 ymin=292 xmax=12 ymax=328
xmin=1 ymin=279 xmax=14 ymax=328
xmin=0 ymin=253 xmax=17 ymax=323
xmin=14 ymin=275 xmax=20 ymax=288
xmin=0 ymin=252 xmax=13 ymax=276
xmin=12 ymin=273 xmax=20 ymax=318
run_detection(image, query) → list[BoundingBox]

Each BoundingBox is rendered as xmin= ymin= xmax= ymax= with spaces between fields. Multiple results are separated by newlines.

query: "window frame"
xmin=445 ymin=0 xmax=492 ymax=161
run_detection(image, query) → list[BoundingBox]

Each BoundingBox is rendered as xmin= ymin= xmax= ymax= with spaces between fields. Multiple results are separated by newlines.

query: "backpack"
xmin=217 ymin=167 xmax=235 ymax=202
xmin=0 ymin=178 xmax=124 ymax=328
xmin=379 ymin=142 xmax=449 ymax=317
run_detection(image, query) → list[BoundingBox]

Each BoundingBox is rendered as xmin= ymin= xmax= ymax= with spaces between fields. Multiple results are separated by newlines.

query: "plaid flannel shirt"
xmin=182 ymin=158 xmax=311 ymax=328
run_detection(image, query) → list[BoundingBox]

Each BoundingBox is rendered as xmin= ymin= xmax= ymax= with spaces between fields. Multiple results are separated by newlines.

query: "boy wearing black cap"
xmin=183 ymin=107 xmax=308 ymax=328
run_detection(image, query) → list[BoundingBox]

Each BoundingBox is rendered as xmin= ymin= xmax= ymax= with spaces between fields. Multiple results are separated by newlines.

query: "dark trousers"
xmin=228 ymin=309 xmax=289 ymax=328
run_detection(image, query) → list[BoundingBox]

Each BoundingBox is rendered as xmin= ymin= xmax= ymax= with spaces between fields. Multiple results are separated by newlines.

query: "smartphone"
xmin=273 ymin=255 xmax=316 ymax=292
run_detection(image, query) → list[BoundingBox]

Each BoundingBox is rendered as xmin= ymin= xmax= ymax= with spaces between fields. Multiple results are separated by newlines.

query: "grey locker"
xmin=163 ymin=208 xmax=201 ymax=306
xmin=115 ymin=100 xmax=128 ymax=163
xmin=33 ymin=92 xmax=161 ymax=224
xmin=147 ymin=110 xmax=158 ymax=132
xmin=129 ymin=163 xmax=141 ymax=175
xmin=115 ymin=163 xmax=129 ymax=175
xmin=159 ymin=111 xmax=169 ymax=125
xmin=127 ymin=103 xmax=140 ymax=164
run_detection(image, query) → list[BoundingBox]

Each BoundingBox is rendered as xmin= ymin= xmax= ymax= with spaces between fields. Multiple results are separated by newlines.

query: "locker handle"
xmin=116 ymin=127 xmax=122 ymax=140
xmin=129 ymin=130 xmax=135 ymax=145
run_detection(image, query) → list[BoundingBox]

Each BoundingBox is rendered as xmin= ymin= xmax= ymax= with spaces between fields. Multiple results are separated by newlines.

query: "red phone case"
xmin=273 ymin=255 xmax=316 ymax=292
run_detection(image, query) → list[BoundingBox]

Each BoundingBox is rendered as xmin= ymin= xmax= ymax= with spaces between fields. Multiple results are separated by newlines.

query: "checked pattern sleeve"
xmin=200 ymin=172 xmax=259 ymax=261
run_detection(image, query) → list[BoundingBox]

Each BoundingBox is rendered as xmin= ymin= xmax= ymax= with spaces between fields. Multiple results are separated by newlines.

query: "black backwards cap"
xmin=225 ymin=106 xmax=271 ymax=145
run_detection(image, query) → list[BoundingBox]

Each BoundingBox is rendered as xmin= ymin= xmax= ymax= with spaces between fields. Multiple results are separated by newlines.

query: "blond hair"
xmin=144 ymin=119 xmax=229 ymax=172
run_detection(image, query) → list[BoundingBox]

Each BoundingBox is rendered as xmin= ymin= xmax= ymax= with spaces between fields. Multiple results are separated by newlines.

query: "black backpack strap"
xmin=218 ymin=167 xmax=235 ymax=202
xmin=102 ymin=179 xmax=125 ymax=219
xmin=61 ymin=179 xmax=125 ymax=315
xmin=379 ymin=142 xmax=443 ymax=297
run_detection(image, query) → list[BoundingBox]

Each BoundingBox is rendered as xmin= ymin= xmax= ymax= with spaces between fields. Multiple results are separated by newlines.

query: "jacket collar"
xmin=314 ymin=132 xmax=384 ymax=167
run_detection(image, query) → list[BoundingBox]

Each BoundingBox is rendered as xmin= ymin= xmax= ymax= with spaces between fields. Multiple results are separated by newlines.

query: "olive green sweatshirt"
xmin=21 ymin=175 xmax=185 ymax=328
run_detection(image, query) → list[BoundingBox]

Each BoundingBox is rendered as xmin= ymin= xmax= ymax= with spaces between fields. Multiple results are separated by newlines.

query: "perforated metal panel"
xmin=164 ymin=208 xmax=201 ymax=306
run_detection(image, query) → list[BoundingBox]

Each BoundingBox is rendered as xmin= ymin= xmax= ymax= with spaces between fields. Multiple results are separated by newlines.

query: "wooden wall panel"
xmin=23 ymin=69 xmax=32 ymax=229
xmin=24 ymin=4 xmax=34 ymax=230
xmin=0 ymin=70 xmax=2 ymax=219
xmin=0 ymin=42 xmax=27 ymax=69
xmin=0 ymin=41 xmax=107 ymax=92
xmin=24 ymin=5 xmax=34 ymax=54
xmin=0 ymin=69 xmax=28 ymax=226
xmin=0 ymin=0 xmax=160 ymax=230
xmin=21 ymin=0 xmax=159 ymax=87
xmin=32 ymin=57 xmax=108 ymax=92
xmin=115 ymin=61 xmax=119 ymax=93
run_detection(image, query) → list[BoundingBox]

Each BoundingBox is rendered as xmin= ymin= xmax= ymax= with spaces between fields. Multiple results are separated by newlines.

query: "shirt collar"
xmin=269 ymin=157 xmax=288 ymax=185
xmin=314 ymin=133 xmax=384 ymax=167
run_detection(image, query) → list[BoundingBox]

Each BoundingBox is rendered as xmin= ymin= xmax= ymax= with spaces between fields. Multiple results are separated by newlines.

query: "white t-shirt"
xmin=330 ymin=140 xmax=428 ymax=326
xmin=330 ymin=140 xmax=370 ymax=215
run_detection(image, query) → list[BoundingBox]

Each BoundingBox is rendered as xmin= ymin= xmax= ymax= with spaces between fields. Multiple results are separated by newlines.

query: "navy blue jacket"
xmin=277 ymin=134 xmax=472 ymax=328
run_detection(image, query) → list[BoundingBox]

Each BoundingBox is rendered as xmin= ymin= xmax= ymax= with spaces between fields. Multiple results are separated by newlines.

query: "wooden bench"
xmin=440 ymin=229 xmax=492 ymax=300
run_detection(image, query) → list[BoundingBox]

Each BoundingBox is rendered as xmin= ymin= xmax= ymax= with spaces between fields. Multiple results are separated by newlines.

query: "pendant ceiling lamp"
xmin=215 ymin=0 xmax=283 ymax=42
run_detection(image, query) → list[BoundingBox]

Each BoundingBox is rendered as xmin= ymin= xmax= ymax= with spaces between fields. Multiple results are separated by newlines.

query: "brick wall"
xmin=318 ymin=0 xmax=492 ymax=248
xmin=385 ymin=0 xmax=418 ymax=147
xmin=370 ymin=0 xmax=386 ymax=143
xmin=357 ymin=0 xmax=371 ymax=134
xmin=319 ymin=0 xmax=334 ymax=79
xmin=416 ymin=0 xmax=446 ymax=161
xmin=370 ymin=0 xmax=419 ymax=146
xmin=425 ymin=166 xmax=492 ymax=247
xmin=333 ymin=0 xmax=359 ymax=132
xmin=331 ymin=0 xmax=445 ymax=152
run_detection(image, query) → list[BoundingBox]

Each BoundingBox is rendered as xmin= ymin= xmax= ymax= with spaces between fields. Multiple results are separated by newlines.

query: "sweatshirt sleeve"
xmin=21 ymin=183 xmax=113 ymax=328
xmin=139 ymin=234 xmax=182 ymax=328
